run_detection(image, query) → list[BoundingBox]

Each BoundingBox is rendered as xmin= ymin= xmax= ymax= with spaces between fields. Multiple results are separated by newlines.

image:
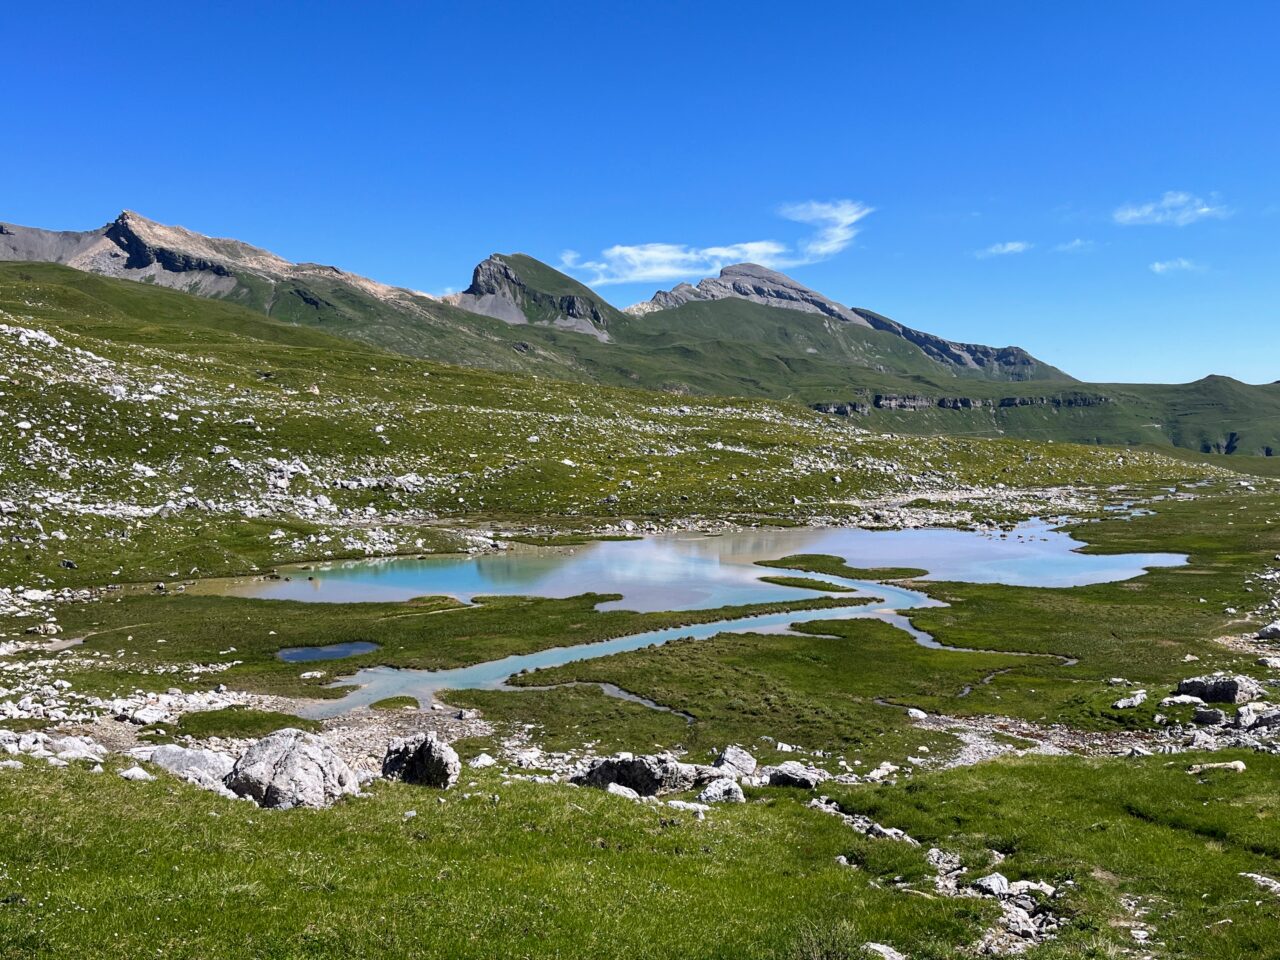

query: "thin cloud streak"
xmin=1149 ymin=257 xmax=1201 ymax=274
xmin=1114 ymin=191 xmax=1229 ymax=226
xmin=975 ymin=241 xmax=1032 ymax=258
xmin=560 ymin=200 xmax=873 ymax=286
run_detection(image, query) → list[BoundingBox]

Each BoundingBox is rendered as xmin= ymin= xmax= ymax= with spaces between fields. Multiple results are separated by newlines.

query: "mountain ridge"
xmin=2 ymin=210 xmax=1277 ymax=457
xmin=626 ymin=262 xmax=1068 ymax=381
xmin=0 ymin=211 xmax=1062 ymax=384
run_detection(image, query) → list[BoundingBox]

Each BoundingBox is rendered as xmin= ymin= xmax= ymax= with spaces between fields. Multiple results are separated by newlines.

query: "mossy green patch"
xmin=757 ymin=575 xmax=855 ymax=592
xmin=369 ymin=696 xmax=419 ymax=711
xmin=758 ymin=555 xmax=929 ymax=581
xmin=174 ymin=707 xmax=321 ymax=739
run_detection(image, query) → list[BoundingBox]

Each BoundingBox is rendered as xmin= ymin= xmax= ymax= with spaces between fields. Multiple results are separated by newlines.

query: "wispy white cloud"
xmin=1054 ymin=238 xmax=1094 ymax=253
xmin=975 ymin=241 xmax=1032 ymax=258
xmin=1114 ymin=191 xmax=1229 ymax=226
xmin=1149 ymin=257 xmax=1201 ymax=274
xmin=559 ymin=200 xmax=873 ymax=286
xmin=777 ymin=200 xmax=873 ymax=259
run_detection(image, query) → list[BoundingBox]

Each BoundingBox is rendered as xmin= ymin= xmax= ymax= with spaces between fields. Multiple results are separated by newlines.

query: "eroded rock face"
xmin=148 ymin=744 xmax=236 ymax=797
xmin=226 ymin=729 xmax=358 ymax=809
xmin=381 ymin=732 xmax=461 ymax=789
xmin=762 ymin=760 xmax=827 ymax=789
xmin=713 ymin=744 xmax=757 ymax=778
xmin=445 ymin=256 xmax=614 ymax=340
xmin=1176 ymin=674 xmax=1265 ymax=704
xmin=572 ymin=753 xmax=715 ymax=797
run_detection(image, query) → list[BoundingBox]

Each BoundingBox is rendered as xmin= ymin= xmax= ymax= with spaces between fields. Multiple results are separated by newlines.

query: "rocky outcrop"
xmin=713 ymin=744 xmax=757 ymax=778
xmin=698 ymin=778 xmax=745 ymax=804
xmin=147 ymin=744 xmax=236 ymax=797
xmin=225 ymin=728 xmax=359 ymax=809
xmin=995 ymin=393 xmax=1112 ymax=409
xmin=628 ymin=263 xmax=1068 ymax=381
xmin=571 ymin=753 xmax=720 ymax=796
xmin=813 ymin=391 xmax=1114 ymax=418
xmin=381 ymin=731 xmax=461 ymax=789
xmin=761 ymin=760 xmax=827 ymax=789
xmin=1176 ymin=674 xmax=1265 ymax=704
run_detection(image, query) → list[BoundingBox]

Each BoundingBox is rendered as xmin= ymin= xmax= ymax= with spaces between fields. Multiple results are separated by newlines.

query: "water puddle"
xmin=277 ymin=641 xmax=380 ymax=663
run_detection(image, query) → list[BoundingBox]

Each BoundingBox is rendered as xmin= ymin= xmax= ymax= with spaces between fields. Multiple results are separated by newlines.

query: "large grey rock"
xmin=1257 ymin=621 xmax=1280 ymax=640
xmin=972 ymin=872 xmax=1011 ymax=898
xmin=226 ymin=728 xmax=358 ymax=809
xmin=572 ymin=754 xmax=704 ymax=796
xmin=698 ymin=778 xmax=745 ymax=804
xmin=1236 ymin=702 xmax=1264 ymax=730
xmin=763 ymin=760 xmax=827 ymax=789
xmin=149 ymin=744 xmax=236 ymax=796
xmin=1176 ymin=674 xmax=1265 ymax=704
xmin=1246 ymin=707 xmax=1280 ymax=732
xmin=713 ymin=744 xmax=757 ymax=778
xmin=381 ymin=732 xmax=461 ymax=789
xmin=1193 ymin=707 xmax=1227 ymax=726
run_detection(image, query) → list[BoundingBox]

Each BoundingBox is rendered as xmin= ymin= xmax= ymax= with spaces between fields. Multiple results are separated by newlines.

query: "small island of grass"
xmin=757 ymin=575 xmax=854 ymax=592
xmin=757 ymin=554 xmax=928 ymax=581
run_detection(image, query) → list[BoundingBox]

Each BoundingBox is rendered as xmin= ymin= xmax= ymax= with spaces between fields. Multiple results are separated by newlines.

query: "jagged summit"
xmin=627 ymin=263 xmax=1068 ymax=381
xmin=626 ymin=263 xmax=872 ymax=327
xmin=444 ymin=253 xmax=621 ymax=341
xmin=0 ymin=210 xmax=424 ymax=305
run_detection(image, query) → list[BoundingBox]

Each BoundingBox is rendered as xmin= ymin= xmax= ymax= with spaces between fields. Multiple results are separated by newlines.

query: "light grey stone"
xmin=972 ymin=872 xmax=1010 ymax=897
xmin=713 ymin=744 xmax=757 ymax=778
xmin=764 ymin=760 xmax=827 ymax=789
xmin=150 ymin=744 xmax=236 ymax=797
xmin=698 ymin=778 xmax=745 ymax=804
xmin=226 ymin=728 xmax=358 ymax=809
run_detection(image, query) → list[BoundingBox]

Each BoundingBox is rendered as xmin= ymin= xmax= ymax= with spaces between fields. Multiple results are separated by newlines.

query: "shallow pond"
xmin=278 ymin=641 xmax=380 ymax=663
xmin=198 ymin=520 xmax=1184 ymax=717
xmin=202 ymin=520 xmax=1181 ymax=611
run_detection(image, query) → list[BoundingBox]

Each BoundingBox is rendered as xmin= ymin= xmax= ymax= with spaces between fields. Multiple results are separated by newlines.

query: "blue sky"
xmin=5 ymin=1 xmax=1277 ymax=383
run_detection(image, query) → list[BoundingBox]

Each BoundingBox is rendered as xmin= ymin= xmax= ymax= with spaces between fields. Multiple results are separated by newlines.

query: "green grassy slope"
xmin=0 ymin=262 xmax=1220 ymax=588
xmin=3 ymin=734 xmax=1279 ymax=957
xmin=10 ymin=243 xmax=1280 ymax=459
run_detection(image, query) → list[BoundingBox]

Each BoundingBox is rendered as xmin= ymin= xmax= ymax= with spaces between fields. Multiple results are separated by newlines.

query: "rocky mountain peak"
xmin=444 ymin=254 xmax=614 ymax=341
xmin=625 ymin=262 xmax=872 ymax=328
xmin=626 ymin=263 xmax=1070 ymax=381
xmin=0 ymin=211 xmax=422 ymax=310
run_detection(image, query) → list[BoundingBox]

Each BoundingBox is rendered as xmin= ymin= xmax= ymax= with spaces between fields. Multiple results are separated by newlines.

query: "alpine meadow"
xmin=4 ymin=4 xmax=1280 ymax=959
